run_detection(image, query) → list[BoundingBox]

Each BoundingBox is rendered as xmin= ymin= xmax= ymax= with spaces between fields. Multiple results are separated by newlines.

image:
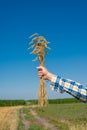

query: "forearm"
xmin=37 ymin=66 xmax=87 ymax=103
xmin=50 ymin=75 xmax=87 ymax=103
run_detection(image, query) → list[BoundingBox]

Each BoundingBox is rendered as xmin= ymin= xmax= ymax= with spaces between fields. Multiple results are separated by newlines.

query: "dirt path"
xmin=30 ymin=109 xmax=58 ymax=130
xmin=19 ymin=106 xmax=59 ymax=130
xmin=0 ymin=106 xmax=58 ymax=130
xmin=20 ymin=109 xmax=31 ymax=130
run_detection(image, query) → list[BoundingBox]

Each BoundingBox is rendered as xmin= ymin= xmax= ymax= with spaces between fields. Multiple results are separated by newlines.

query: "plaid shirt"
xmin=50 ymin=75 xmax=87 ymax=103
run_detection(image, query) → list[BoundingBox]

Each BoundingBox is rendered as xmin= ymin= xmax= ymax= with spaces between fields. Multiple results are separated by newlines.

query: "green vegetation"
xmin=0 ymin=100 xmax=26 ymax=106
xmin=26 ymin=99 xmax=38 ymax=105
xmin=48 ymin=98 xmax=80 ymax=104
xmin=17 ymin=108 xmax=25 ymax=130
xmin=29 ymin=124 xmax=48 ymax=130
xmin=17 ymin=101 xmax=87 ymax=130
xmin=26 ymin=98 xmax=80 ymax=105
xmin=0 ymin=99 xmax=86 ymax=130
xmin=21 ymin=107 xmax=34 ymax=120
xmin=17 ymin=107 xmax=49 ymax=130
xmin=35 ymin=103 xmax=87 ymax=130
xmin=0 ymin=98 xmax=81 ymax=106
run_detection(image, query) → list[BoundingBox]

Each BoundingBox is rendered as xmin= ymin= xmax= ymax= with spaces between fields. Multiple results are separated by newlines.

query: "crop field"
xmin=0 ymin=106 xmax=48 ymax=130
xmin=0 ymin=101 xmax=87 ymax=130
xmin=0 ymin=106 xmax=22 ymax=130
xmin=35 ymin=103 xmax=87 ymax=130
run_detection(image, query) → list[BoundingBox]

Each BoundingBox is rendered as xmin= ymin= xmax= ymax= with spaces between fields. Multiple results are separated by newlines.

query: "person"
xmin=37 ymin=66 xmax=87 ymax=103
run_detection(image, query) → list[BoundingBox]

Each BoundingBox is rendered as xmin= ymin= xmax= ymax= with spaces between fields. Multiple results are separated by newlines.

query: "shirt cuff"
xmin=51 ymin=75 xmax=57 ymax=82
xmin=50 ymin=75 xmax=57 ymax=90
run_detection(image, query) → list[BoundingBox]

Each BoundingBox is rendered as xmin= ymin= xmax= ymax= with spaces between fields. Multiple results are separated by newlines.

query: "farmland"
xmin=35 ymin=103 xmax=87 ymax=130
xmin=0 ymin=99 xmax=87 ymax=130
xmin=0 ymin=106 xmax=21 ymax=130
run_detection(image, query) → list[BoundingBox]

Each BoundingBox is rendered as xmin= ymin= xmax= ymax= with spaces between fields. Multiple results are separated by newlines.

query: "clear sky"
xmin=0 ymin=0 xmax=87 ymax=100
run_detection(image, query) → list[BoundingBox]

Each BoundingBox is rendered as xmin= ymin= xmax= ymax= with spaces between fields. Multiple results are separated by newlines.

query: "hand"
xmin=37 ymin=66 xmax=55 ymax=81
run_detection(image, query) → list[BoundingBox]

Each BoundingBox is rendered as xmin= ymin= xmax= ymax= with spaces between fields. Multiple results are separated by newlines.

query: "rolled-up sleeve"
xmin=50 ymin=75 xmax=87 ymax=103
xmin=50 ymin=75 xmax=66 ymax=93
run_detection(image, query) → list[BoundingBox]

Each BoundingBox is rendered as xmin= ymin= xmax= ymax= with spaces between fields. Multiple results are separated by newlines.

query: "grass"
xmin=17 ymin=107 xmax=48 ymax=130
xmin=35 ymin=103 xmax=87 ymax=130
xmin=0 ymin=102 xmax=87 ymax=130
xmin=17 ymin=108 xmax=25 ymax=130
xmin=28 ymin=124 xmax=48 ymax=130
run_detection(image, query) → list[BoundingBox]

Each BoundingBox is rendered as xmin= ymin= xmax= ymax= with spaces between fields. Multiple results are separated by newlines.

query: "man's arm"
xmin=50 ymin=75 xmax=87 ymax=103
xmin=37 ymin=66 xmax=87 ymax=103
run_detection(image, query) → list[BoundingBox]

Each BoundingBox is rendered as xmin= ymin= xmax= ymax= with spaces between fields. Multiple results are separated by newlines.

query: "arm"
xmin=51 ymin=75 xmax=87 ymax=103
xmin=37 ymin=66 xmax=87 ymax=103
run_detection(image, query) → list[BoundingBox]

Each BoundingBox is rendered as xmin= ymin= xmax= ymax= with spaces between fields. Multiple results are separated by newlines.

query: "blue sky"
xmin=0 ymin=0 xmax=87 ymax=99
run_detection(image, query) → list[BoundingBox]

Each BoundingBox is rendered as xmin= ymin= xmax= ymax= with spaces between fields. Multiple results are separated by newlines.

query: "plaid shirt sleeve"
xmin=50 ymin=75 xmax=87 ymax=103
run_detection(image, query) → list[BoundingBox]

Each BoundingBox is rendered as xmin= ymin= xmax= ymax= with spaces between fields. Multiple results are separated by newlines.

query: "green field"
xmin=36 ymin=103 xmax=87 ymax=130
xmin=35 ymin=103 xmax=87 ymax=130
xmin=17 ymin=101 xmax=87 ymax=130
xmin=0 ymin=99 xmax=87 ymax=130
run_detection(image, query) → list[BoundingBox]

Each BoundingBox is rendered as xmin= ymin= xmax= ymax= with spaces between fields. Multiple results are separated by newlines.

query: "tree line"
xmin=0 ymin=100 xmax=26 ymax=106
xmin=0 ymin=98 xmax=80 ymax=106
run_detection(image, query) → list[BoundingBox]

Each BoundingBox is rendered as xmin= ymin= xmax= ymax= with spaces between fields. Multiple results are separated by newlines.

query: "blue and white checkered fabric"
xmin=50 ymin=75 xmax=87 ymax=103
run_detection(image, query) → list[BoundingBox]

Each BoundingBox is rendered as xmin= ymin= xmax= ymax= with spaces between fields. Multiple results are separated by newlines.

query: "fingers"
xmin=38 ymin=71 xmax=43 ymax=78
xmin=37 ymin=66 xmax=43 ymax=71
xmin=36 ymin=66 xmax=54 ymax=81
xmin=37 ymin=66 xmax=44 ymax=78
xmin=37 ymin=66 xmax=48 ymax=80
